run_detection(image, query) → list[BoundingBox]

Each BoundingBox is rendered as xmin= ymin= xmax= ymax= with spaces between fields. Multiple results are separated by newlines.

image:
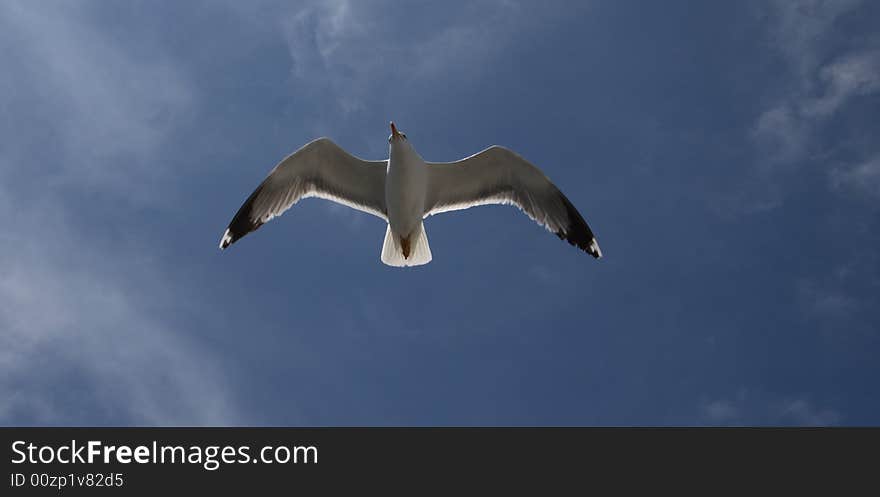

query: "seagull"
xmin=219 ymin=122 xmax=602 ymax=267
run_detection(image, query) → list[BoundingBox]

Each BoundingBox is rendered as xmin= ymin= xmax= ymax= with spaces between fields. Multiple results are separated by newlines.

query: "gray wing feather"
xmin=424 ymin=146 xmax=601 ymax=258
xmin=220 ymin=138 xmax=387 ymax=249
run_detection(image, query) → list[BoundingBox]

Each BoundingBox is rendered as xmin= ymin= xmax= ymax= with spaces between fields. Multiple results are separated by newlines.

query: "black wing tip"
xmin=218 ymin=218 xmax=264 ymax=251
xmin=219 ymin=229 xmax=236 ymax=250
xmin=220 ymin=184 xmax=268 ymax=251
xmin=556 ymin=230 xmax=602 ymax=258
xmin=557 ymin=193 xmax=602 ymax=259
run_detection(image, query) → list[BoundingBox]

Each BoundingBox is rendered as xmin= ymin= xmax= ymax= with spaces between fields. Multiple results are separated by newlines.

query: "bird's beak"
xmin=390 ymin=121 xmax=401 ymax=138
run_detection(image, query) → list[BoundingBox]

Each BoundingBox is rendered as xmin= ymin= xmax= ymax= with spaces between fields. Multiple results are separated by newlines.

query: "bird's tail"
xmin=381 ymin=222 xmax=432 ymax=267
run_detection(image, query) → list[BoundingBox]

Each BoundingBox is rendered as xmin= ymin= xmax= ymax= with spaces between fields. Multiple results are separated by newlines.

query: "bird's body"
xmin=385 ymin=131 xmax=429 ymax=262
xmin=219 ymin=122 xmax=601 ymax=267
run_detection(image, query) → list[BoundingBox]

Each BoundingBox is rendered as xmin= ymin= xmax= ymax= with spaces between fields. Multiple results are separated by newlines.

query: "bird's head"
xmin=388 ymin=121 xmax=408 ymax=144
xmin=388 ymin=121 xmax=420 ymax=161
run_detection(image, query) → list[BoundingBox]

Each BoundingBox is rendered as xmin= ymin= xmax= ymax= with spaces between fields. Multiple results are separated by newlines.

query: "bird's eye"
xmin=401 ymin=133 xmax=407 ymax=140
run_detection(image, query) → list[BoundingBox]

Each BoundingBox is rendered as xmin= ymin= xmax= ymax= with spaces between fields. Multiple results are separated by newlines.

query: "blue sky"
xmin=1 ymin=0 xmax=878 ymax=425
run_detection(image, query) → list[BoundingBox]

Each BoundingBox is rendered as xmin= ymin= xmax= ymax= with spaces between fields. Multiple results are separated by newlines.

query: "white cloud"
xmin=830 ymin=155 xmax=880 ymax=197
xmin=279 ymin=0 xmax=553 ymax=116
xmin=751 ymin=105 xmax=809 ymax=165
xmin=0 ymin=2 xmax=194 ymax=204
xmin=797 ymin=281 xmax=859 ymax=318
xmin=766 ymin=0 xmax=862 ymax=74
xmin=751 ymin=1 xmax=876 ymax=165
xmin=777 ymin=398 xmax=841 ymax=425
xmin=751 ymin=49 xmax=880 ymax=165
xmin=702 ymin=400 xmax=740 ymax=423
xmin=0 ymin=2 xmax=240 ymax=425
xmin=0 ymin=173 xmax=241 ymax=425
xmin=701 ymin=390 xmax=840 ymax=425
xmin=802 ymin=51 xmax=880 ymax=118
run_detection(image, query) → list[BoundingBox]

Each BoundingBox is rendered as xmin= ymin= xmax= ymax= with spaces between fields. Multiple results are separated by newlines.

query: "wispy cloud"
xmin=830 ymin=154 xmax=880 ymax=198
xmin=752 ymin=49 xmax=880 ymax=164
xmin=777 ymin=398 xmax=842 ymax=425
xmin=0 ymin=249 xmax=241 ymax=425
xmin=797 ymin=280 xmax=859 ymax=319
xmin=764 ymin=0 xmax=863 ymax=78
xmin=794 ymin=258 xmax=878 ymax=333
xmin=0 ymin=184 xmax=241 ymax=425
xmin=700 ymin=389 xmax=841 ymax=425
xmin=702 ymin=396 xmax=744 ymax=424
xmin=279 ymin=0 xmax=560 ymax=117
xmin=751 ymin=1 xmax=877 ymax=170
xmin=751 ymin=105 xmax=810 ymax=165
xmin=0 ymin=2 xmax=238 ymax=425
xmin=801 ymin=51 xmax=880 ymax=118
xmin=0 ymin=2 xmax=194 ymax=204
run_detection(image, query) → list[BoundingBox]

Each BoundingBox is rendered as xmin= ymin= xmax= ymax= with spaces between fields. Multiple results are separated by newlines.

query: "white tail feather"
xmin=381 ymin=222 xmax=432 ymax=267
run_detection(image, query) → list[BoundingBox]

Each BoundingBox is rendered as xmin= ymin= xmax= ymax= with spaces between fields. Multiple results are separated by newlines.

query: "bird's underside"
xmin=219 ymin=134 xmax=602 ymax=266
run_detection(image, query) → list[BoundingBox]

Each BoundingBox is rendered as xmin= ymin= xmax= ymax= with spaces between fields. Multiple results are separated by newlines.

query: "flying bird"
xmin=219 ymin=122 xmax=602 ymax=267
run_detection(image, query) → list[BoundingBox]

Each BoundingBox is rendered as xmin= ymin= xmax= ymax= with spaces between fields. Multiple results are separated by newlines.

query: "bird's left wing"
xmin=220 ymin=138 xmax=387 ymax=249
xmin=425 ymin=146 xmax=601 ymax=258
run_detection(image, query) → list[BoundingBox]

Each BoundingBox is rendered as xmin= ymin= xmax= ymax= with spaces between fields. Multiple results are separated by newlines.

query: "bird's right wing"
xmin=220 ymin=138 xmax=388 ymax=249
xmin=425 ymin=146 xmax=601 ymax=258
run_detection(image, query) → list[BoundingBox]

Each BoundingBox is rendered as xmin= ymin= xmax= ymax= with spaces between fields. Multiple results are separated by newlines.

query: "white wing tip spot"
xmin=590 ymin=238 xmax=602 ymax=258
xmin=219 ymin=229 xmax=232 ymax=250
